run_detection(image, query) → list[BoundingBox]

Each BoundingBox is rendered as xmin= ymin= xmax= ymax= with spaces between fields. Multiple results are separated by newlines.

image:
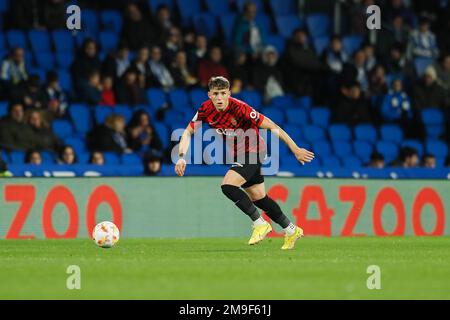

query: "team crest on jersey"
xmin=230 ymin=117 xmax=237 ymax=126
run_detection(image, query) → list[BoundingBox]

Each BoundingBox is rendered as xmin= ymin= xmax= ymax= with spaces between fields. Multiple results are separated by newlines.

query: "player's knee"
xmin=221 ymin=184 xmax=240 ymax=200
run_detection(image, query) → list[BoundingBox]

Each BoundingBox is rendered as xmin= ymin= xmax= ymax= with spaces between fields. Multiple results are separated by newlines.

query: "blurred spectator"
xmin=71 ymin=39 xmax=101 ymax=90
xmin=102 ymin=44 xmax=131 ymax=81
xmin=89 ymin=151 xmax=105 ymax=165
xmin=126 ymin=110 xmax=163 ymax=152
xmin=78 ymin=70 xmax=102 ymax=106
xmin=408 ymin=17 xmax=439 ymax=59
xmin=25 ymin=150 xmax=42 ymax=165
xmin=198 ymin=47 xmax=229 ymax=87
xmin=431 ymin=53 xmax=450 ymax=92
xmin=368 ymin=65 xmax=388 ymax=98
xmin=170 ymin=51 xmax=198 ymax=88
xmin=412 ymin=66 xmax=447 ymax=109
xmin=143 ymin=151 xmax=163 ymax=176
xmin=384 ymin=44 xmax=415 ymax=80
xmin=232 ymin=1 xmax=265 ymax=57
xmin=1 ymin=48 xmax=28 ymax=87
xmin=25 ymin=109 xmax=60 ymax=152
xmin=390 ymin=147 xmax=419 ymax=168
xmin=363 ymin=44 xmax=377 ymax=72
xmin=422 ymin=153 xmax=437 ymax=168
xmin=12 ymin=74 xmax=47 ymax=110
xmin=8 ymin=0 xmax=37 ymax=29
xmin=384 ymin=0 xmax=416 ymax=27
xmin=88 ymin=114 xmax=132 ymax=154
xmin=437 ymin=17 xmax=450 ymax=54
xmin=148 ymin=46 xmax=175 ymax=90
xmin=368 ymin=151 xmax=385 ymax=168
xmin=230 ymin=50 xmax=252 ymax=90
xmin=381 ymin=78 xmax=412 ymax=122
xmin=323 ymin=36 xmax=348 ymax=75
xmin=285 ymin=29 xmax=324 ymax=97
xmin=131 ymin=46 xmax=151 ymax=88
xmin=253 ymin=46 xmax=285 ymax=103
xmin=163 ymin=27 xmax=183 ymax=65
xmin=58 ymin=145 xmax=77 ymax=165
xmin=188 ymin=35 xmax=208 ymax=71
xmin=333 ymin=81 xmax=372 ymax=125
xmin=377 ymin=15 xmax=410 ymax=60
xmin=100 ymin=76 xmax=116 ymax=106
xmin=0 ymin=103 xmax=34 ymax=151
xmin=45 ymin=71 xmax=68 ymax=120
xmin=116 ymin=68 xmax=147 ymax=106
xmin=121 ymin=3 xmax=155 ymax=51
xmin=154 ymin=5 xmax=176 ymax=41
xmin=40 ymin=0 xmax=66 ymax=30
xmin=352 ymin=49 xmax=369 ymax=92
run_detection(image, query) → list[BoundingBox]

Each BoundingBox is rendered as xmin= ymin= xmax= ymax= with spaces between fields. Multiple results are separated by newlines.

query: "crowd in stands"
xmin=0 ymin=0 xmax=449 ymax=175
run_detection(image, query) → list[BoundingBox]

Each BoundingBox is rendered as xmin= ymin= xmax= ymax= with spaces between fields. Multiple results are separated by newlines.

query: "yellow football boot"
xmin=248 ymin=222 xmax=272 ymax=245
xmin=281 ymin=227 xmax=304 ymax=250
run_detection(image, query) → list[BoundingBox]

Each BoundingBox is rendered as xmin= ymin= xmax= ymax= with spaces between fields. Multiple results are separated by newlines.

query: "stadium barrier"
xmin=0 ymin=177 xmax=448 ymax=239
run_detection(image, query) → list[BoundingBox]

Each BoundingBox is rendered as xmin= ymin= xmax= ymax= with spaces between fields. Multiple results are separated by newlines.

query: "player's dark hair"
xmin=208 ymin=76 xmax=230 ymax=91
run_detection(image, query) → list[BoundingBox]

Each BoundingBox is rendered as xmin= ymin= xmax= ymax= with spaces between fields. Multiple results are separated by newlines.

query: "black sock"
xmin=253 ymin=195 xmax=291 ymax=228
xmin=221 ymin=185 xmax=260 ymax=221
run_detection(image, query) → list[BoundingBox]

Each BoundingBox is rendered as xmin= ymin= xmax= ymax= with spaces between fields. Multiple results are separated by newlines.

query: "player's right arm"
xmin=175 ymin=124 xmax=194 ymax=177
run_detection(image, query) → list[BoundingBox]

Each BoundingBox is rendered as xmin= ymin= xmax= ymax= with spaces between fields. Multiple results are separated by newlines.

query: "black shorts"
xmin=229 ymin=153 xmax=265 ymax=188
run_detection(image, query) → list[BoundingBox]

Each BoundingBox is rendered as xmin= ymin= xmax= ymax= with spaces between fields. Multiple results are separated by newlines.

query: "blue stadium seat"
xmin=302 ymin=125 xmax=326 ymax=143
xmin=82 ymin=10 xmax=99 ymax=36
xmin=74 ymin=31 xmax=98 ymax=48
xmin=313 ymin=36 xmax=330 ymax=55
xmin=52 ymin=120 xmax=74 ymax=139
xmin=285 ymin=108 xmax=308 ymax=126
xmin=238 ymin=90 xmax=262 ymax=109
xmin=64 ymin=136 xmax=86 ymax=155
xmin=275 ymin=15 xmax=303 ymax=38
xmin=58 ymin=70 xmax=72 ymax=92
xmin=421 ymin=108 xmax=445 ymax=138
xmin=414 ymin=57 xmax=434 ymax=77
xmin=28 ymin=30 xmax=51 ymax=53
xmin=255 ymin=14 xmax=272 ymax=35
xmin=262 ymin=108 xmax=284 ymax=124
xmin=0 ymin=0 xmax=9 ymax=13
xmin=354 ymin=124 xmax=377 ymax=143
xmin=296 ymin=96 xmax=312 ymax=109
xmin=342 ymin=156 xmax=363 ymax=168
xmin=189 ymin=88 xmax=208 ymax=108
xmin=401 ymin=140 xmax=424 ymax=158
xmin=55 ymin=52 xmax=74 ymax=69
xmin=306 ymin=14 xmax=330 ymax=38
xmin=321 ymin=155 xmax=342 ymax=168
xmin=310 ymin=107 xmax=330 ymax=128
xmin=333 ymin=141 xmax=352 ymax=159
xmin=313 ymin=140 xmax=332 ymax=156
xmin=342 ymin=35 xmax=363 ymax=56
xmin=164 ymin=109 xmax=185 ymax=124
xmin=270 ymin=95 xmax=295 ymax=109
xmin=236 ymin=0 xmax=264 ymax=13
xmin=264 ymin=34 xmax=286 ymax=55
xmin=0 ymin=101 xmax=7 ymax=118
xmin=193 ymin=13 xmax=218 ymax=39
xmin=103 ymin=152 xmax=120 ymax=165
xmin=6 ymin=30 xmax=27 ymax=48
xmin=35 ymin=52 xmax=55 ymax=70
xmin=329 ymin=124 xmax=352 ymax=142
xmin=282 ymin=124 xmax=303 ymax=141
xmin=114 ymin=105 xmax=133 ymax=123
xmin=353 ymin=140 xmax=373 ymax=163
xmin=121 ymin=153 xmax=142 ymax=165
xmin=220 ymin=14 xmax=237 ymax=43
xmin=380 ymin=124 xmax=403 ymax=144
xmin=205 ymin=0 xmax=230 ymax=15
xmin=77 ymin=152 xmax=90 ymax=164
xmin=376 ymin=140 xmax=399 ymax=164
xmin=52 ymin=30 xmax=75 ymax=53
xmin=0 ymin=33 xmax=6 ymax=51
xmin=269 ymin=0 xmax=296 ymax=15
xmin=0 ymin=149 xmax=9 ymax=163
xmin=99 ymin=31 xmax=118 ymax=52
xmin=169 ymin=89 xmax=190 ymax=110
xmin=426 ymin=140 xmax=448 ymax=159
xmin=10 ymin=151 xmax=25 ymax=164
xmin=176 ymin=0 xmax=202 ymax=25
xmin=154 ymin=122 xmax=170 ymax=149
xmin=100 ymin=10 xmax=123 ymax=33
xmin=95 ymin=106 xmax=114 ymax=124
xmin=148 ymin=0 xmax=175 ymax=13
xmin=69 ymin=103 xmax=92 ymax=134
xmin=147 ymin=88 xmax=167 ymax=111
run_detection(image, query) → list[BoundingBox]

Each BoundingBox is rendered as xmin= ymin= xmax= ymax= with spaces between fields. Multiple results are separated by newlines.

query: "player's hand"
xmin=293 ymin=147 xmax=315 ymax=165
xmin=175 ymin=158 xmax=187 ymax=177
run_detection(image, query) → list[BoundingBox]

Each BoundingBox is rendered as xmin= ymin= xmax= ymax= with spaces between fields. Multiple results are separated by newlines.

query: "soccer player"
xmin=175 ymin=77 xmax=314 ymax=250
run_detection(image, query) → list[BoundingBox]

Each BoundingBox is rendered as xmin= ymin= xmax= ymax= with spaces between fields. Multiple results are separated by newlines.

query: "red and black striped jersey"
xmin=189 ymin=97 xmax=266 ymax=155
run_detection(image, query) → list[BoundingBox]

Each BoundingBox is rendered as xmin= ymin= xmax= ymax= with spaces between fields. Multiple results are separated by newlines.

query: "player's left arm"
xmin=259 ymin=116 xmax=315 ymax=165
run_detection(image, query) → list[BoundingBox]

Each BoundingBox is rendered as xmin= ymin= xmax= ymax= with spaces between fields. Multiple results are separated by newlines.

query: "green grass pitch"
xmin=1 ymin=237 xmax=450 ymax=299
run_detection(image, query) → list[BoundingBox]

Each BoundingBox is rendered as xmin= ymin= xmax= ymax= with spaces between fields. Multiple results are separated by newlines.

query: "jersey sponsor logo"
xmin=231 ymin=162 xmax=244 ymax=168
xmin=216 ymin=128 xmax=238 ymax=137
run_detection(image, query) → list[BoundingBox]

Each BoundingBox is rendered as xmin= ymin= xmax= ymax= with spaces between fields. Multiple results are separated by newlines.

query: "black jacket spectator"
xmin=102 ymin=44 xmax=131 ymax=81
xmin=88 ymin=114 xmax=131 ymax=153
xmin=120 ymin=3 xmax=156 ymax=51
xmin=115 ymin=68 xmax=147 ymax=106
xmin=11 ymin=74 xmax=47 ymax=111
xmin=71 ymin=39 xmax=101 ymax=91
xmin=78 ymin=71 xmax=102 ymax=106
xmin=25 ymin=109 xmax=60 ymax=152
xmin=0 ymin=103 xmax=35 ymax=151
xmin=126 ymin=110 xmax=163 ymax=152
xmin=412 ymin=67 xmax=448 ymax=110
xmin=333 ymin=82 xmax=372 ymax=125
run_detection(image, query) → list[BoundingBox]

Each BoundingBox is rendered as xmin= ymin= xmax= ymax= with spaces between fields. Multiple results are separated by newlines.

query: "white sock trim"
xmin=253 ymin=217 xmax=266 ymax=227
xmin=283 ymin=223 xmax=296 ymax=236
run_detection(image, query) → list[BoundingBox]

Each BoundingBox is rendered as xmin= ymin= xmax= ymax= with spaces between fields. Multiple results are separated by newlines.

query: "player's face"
xmin=208 ymin=88 xmax=231 ymax=111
